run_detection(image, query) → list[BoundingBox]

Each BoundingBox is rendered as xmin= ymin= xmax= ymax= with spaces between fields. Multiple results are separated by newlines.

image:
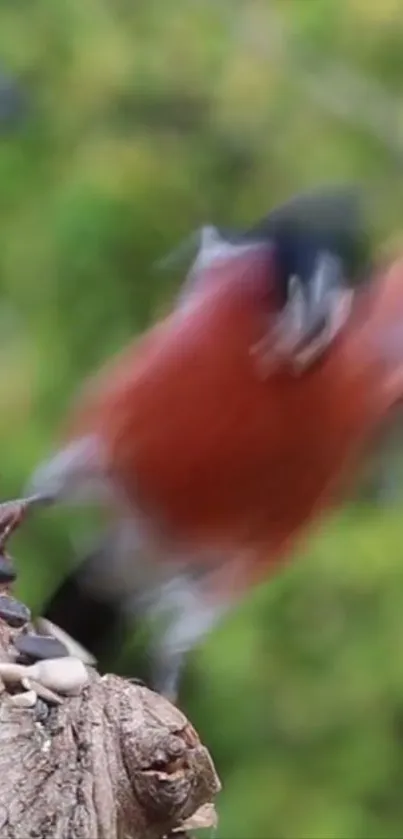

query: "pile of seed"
xmin=0 ymin=555 xmax=92 ymax=721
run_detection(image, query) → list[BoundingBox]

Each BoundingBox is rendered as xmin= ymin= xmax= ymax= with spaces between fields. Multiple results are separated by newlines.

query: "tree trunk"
xmin=0 ymin=500 xmax=220 ymax=839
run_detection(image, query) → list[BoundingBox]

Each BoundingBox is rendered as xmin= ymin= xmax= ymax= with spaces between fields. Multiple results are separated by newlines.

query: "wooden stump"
xmin=0 ymin=498 xmax=221 ymax=838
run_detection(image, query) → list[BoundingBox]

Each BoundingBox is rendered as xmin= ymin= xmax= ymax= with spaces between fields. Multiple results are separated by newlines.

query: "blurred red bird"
xmin=27 ymin=187 xmax=403 ymax=700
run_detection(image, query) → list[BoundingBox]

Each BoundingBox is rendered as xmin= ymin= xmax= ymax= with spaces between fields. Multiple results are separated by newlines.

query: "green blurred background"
xmin=3 ymin=0 xmax=403 ymax=836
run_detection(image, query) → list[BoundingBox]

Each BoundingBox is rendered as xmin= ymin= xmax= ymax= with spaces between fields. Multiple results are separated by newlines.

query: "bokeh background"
xmin=3 ymin=0 xmax=403 ymax=836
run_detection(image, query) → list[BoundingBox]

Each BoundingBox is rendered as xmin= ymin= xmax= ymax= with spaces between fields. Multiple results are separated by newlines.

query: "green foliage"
xmin=188 ymin=510 xmax=403 ymax=837
xmin=1 ymin=1 xmax=403 ymax=836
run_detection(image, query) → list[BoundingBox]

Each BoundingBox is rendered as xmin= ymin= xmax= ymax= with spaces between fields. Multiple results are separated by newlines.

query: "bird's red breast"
xmin=65 ymin=248 xmax=403 ymax=574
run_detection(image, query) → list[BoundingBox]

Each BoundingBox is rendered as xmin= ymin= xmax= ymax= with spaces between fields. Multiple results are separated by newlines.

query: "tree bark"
xmin=0 ymin=500 xmax=221 ymax=839
xmin=0 ymin=666 xmax=220 ymax=838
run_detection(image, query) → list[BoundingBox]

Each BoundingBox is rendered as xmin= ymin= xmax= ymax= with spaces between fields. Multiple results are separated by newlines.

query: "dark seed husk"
xmin=0 ymin=595 xmax=30 ymax=627
xmin=15 ymin=633 xmax=69 ymax=662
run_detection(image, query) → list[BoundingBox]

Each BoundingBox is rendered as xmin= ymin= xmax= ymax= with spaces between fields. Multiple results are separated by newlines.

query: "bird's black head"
xmin=239 ymin=184 xmax=372 ymax=287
